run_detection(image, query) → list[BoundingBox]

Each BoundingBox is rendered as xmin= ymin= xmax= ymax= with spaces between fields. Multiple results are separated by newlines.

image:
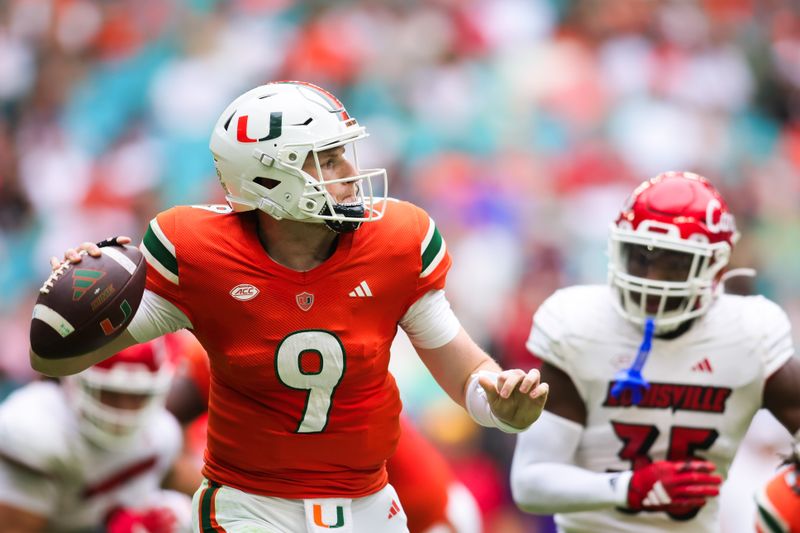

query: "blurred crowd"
xmin=2 ymin=0 xmax=800 ymax=531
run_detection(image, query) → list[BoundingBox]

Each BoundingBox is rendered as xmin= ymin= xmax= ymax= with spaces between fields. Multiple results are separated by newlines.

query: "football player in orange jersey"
xmin=755 ymin=445 xmax=800 ymax=533
xmin=32 ymin=81 xmax=548 ymax=532
xmin=167 ymin=332 xmax=482 ymax=533
xmin=165 ymin=334 xmax=483 ymax=533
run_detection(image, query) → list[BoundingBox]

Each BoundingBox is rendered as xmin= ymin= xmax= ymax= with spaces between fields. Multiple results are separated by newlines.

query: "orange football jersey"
xmin=756 ymin=463 xmax=800 ymax=533
xmin=140 ymin=200 xmax=451 ymax=498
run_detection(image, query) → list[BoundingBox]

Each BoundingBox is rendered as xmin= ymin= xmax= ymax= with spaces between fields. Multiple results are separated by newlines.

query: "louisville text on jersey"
xmin=602 ymin=381 xmax=733 ymax=413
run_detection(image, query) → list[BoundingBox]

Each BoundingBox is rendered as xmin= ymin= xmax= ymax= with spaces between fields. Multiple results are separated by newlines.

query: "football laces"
xmin=39 ymin=250 xmax=87 ymax=294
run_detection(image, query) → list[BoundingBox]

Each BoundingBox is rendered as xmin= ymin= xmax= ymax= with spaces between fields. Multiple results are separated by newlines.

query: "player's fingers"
xmin=529 ymin=382 xmax=549 ymax=402
xmin=49 ymin=256 xmax=61 ymax=270
xmin=498 ymin=369 xmax=525 ymax=399
xmin=677 ymin=484 xmax=721 ymax=497
xmin=96 ymin=235 xmax=132 ymax=247
xmin=63 ymin=247 xmax=82 ymax=262
xmin=478 ymin=375 xmax=500 ymax=404
xmin=517 ymin=368 xmax=541 ymax=394
xmin=669 ymin=497 xmax=708 ymax=508
xmin=78 ymin=241 xmax=103 ymax=257
xmin=680 ymin=460 xmax=717 ymax=473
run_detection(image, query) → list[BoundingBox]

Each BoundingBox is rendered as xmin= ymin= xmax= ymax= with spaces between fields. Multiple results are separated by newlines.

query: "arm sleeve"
xmin=411 ymin=208 xmax=452 ymax=304
xmin=399 ymin=290 xmax=460 ymax=349
xmin=126 ymin=289 xmax=193 ymax=343
xmin=0 ymin=459 xmax=59 ymax=516
xmin=753 ymin=296 xmax=795 ymax=378
xmin=139 ymin=209 xmax=195 ymax=324
xmin=510 ymin=411 xmax=630 ymax=514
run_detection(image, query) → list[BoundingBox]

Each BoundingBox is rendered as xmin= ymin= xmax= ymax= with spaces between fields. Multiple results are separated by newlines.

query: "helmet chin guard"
xmin=321 ymin=201 xmax=365 ymax=233
xmin=210 ymin=81 xmax=388 ymax=228
xmin=608 ymin=171 xmax=740 ymax=334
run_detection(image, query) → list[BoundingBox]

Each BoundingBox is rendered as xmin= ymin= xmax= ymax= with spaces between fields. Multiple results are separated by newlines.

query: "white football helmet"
xmin=608 ymin=171 xmax=741 ymax=334
xmin=209 ymin=81 xmax=387 ymax=232
xmin=65 ymin=338 xmax=175 ymax=449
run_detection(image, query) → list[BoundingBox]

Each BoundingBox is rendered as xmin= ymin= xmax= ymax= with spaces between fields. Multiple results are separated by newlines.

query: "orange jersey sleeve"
xmin=406 ymin=201 xmax=452 ymax=312
xmin=140 ymin=207 xmax=194 ymax=324
xmin=756 ymin=464 xmax=800 ymax=533
xmin=138 ymin=201 xmax=453 ymax=499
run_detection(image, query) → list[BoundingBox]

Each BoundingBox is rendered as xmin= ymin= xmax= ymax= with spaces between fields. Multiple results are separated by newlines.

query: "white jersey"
xmin=526 ymin=285 xmax=794 ymax=533
xmin=0 ymin=381 xmax=183 ymax=532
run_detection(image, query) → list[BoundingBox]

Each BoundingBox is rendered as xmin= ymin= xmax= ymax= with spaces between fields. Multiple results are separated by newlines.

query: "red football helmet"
xmin=608 ymin=171 xmax=740 ymax=333
xmin=65 ymin=337 xmax=177 ymax=448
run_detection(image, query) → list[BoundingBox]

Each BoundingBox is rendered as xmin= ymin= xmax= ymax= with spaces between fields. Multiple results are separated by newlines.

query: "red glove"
xmin=106 ymin=507 xmax=179 ymax=533
xmin=626 ymin=460 xmax=722 ymax=513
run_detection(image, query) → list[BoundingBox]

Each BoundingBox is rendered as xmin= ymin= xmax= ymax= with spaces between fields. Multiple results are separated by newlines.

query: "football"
xmin=30 ymin=244 xmax=147 ymax=359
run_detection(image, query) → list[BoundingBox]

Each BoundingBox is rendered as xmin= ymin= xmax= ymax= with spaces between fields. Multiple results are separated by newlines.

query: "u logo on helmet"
xmin=705 ymin=199 xmax=736 ymax=234
xmin=237 ymin=112 xmax=283 ymax=143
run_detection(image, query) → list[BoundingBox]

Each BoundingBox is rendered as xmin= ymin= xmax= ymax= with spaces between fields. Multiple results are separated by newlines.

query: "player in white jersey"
xmin=0 ymin=337 xmax=191 ymax=532
xmin=510 ymin=171 xmax=800 ymax=533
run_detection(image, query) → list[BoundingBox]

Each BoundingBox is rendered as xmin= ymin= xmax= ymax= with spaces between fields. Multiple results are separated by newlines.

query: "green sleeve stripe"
xmin=755 ymin=499 xmax=787 ymax=533
xmin=421 ymin=218 xmax=446 ymax=278
xmin=142 ymin=220 xmax=179 ymax=284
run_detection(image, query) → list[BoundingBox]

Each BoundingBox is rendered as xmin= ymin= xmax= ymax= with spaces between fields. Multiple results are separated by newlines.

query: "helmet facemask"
xmin=296 ymin=141 xmax=383 ymax=233
xmin=607 ymin=171 xmax=739 ymax=335
xmin=608 ymin=225 xmax=731 ymax=334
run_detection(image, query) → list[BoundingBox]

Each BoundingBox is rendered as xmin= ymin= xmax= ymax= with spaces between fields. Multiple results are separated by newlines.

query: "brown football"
xmin=30 ymin=245 xmax=147 ymax=359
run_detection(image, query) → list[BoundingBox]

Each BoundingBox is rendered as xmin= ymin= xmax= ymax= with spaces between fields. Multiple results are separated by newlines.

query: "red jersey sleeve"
xmin=139 ymin=208 xmax=195 ymax=324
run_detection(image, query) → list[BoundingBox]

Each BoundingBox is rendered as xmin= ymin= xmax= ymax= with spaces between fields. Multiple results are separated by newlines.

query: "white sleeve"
xmin=126 ymin=289 xmax=193 ymax=343
xmin=510 ymin=411 xmax=631 ymax=514
xmin=752 ymin=297 xmax=795 ymax=377
xmin=525 ymin=291 xmax=571 ymax=371
xmin=399 ymin=290 xmax=460 ymax=349
xmin=0 ymin=458 xmax=59 ymax=516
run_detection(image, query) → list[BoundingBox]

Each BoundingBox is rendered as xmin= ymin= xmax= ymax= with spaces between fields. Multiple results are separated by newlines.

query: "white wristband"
xmin=465 ymin=371 xmax=528 ymax=434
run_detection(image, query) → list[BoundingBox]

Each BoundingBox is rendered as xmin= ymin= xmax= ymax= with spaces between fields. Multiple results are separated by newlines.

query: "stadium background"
xmin=1 ymin=0 xmax=799 ymax=531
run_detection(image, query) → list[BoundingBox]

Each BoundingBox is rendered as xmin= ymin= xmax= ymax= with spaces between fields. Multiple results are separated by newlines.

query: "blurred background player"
xmin=510 ymin=171 xmax=800 ymax=532
xmin=165 ymin=332 xmax=483 ymax=533
xmin=0 ymin=336 xmax=192 ymax=532
xmin=754 ymin=443 xmax=800 ymax=533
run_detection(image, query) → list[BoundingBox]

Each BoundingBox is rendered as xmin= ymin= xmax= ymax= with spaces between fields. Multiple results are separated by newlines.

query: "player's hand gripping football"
xmin=479 ymin=368 xmax=549 ymax=430
xmin=50 ymin=236 xmax=132 ymax=270
xmin=626 ymin=460 xmax=722 ymax=513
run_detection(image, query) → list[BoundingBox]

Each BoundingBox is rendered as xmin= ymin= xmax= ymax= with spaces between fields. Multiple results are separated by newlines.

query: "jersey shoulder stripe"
xmin=142 ymin=217 xmax=178 ymax=285
xmin=421 ymin=217 xmax=446 ymax=278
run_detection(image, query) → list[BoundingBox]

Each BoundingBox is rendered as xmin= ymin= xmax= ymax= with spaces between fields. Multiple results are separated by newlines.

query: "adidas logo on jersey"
xmin=387 ymin=499 xmax=400 ymax=519
xmin=691 ymin=358 xmax=713 ymax=373
xmin=349 ymin=281 xmax=372 ymax=298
